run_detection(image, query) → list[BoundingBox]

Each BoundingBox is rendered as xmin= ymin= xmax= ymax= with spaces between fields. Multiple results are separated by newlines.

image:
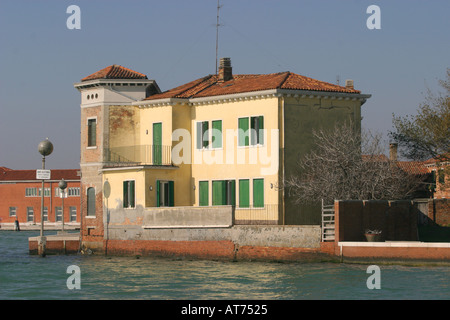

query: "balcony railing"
xmin=104 ymin=145 xmax=172 ymax=166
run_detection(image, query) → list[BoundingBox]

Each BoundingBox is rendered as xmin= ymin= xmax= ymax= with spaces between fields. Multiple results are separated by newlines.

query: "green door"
xmin=239 ymin=179 xmax=250 ymax=208
xmin=212 ymin=180 xmax=235 ymax=205
xmin=212 ymin=180 xmax=226 ymax=205
xmin=253 ymin=178 xmax=264 ymax=208
xmin=156 ymin=180 xmax=174 ymax=207
xmin=199 ymin=181 xmax=209 ymax=206
xmin=227 ymin=180 xmax=236 ymax=206
xmin=153 ymin=123 xmax=162 ymax=165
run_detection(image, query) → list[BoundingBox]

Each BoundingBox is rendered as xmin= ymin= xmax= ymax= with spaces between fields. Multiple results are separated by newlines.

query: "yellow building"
xmin=75 ymin=58 xmax=370 ymax=250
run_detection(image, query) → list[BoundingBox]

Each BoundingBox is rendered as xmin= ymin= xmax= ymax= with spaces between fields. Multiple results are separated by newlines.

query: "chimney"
xmin=218 ymin=57 xmax=233 ymax=82
xmin=345 ymin=79 xmax=354 ymax=89
xmin=389 ymin=142 xmax=398 ymax=161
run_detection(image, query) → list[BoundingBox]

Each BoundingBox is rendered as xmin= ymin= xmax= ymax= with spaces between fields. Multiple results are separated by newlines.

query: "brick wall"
xmin=0 ymin=181 xmax=81 ymax=224
xmin=428 ymin=199 xmax=450 ymax=226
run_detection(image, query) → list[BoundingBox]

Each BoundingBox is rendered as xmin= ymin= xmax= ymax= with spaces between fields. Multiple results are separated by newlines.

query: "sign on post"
xmin=36 ymin=169 xmax=51 ymax=180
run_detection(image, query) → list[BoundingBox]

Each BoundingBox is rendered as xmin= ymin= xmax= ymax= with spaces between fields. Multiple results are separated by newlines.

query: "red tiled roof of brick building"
xmin=81 ymin=65 xmax=148 ymax=82
xmin=0 ymin=169 xmax=80 ymax=181
xmin=396 ymin=161 xmax=430 ymax=175
xmin=144 ymin=71 xmax=361 ymax=101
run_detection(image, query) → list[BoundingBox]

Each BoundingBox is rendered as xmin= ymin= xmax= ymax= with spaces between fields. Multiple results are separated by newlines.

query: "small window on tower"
xmin=87 ymin=118 xmax=97 ymax=147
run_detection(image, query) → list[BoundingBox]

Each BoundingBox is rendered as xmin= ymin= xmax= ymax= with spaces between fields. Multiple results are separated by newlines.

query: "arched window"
xmin=87 ymin=187 xmax=96 ymax=216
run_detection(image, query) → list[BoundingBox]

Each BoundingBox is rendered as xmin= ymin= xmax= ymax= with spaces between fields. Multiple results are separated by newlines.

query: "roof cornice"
xmin=74 ymin=78 xmax=156 ymax=91
xmin=135 ymin=89 xmax=371 ymax=108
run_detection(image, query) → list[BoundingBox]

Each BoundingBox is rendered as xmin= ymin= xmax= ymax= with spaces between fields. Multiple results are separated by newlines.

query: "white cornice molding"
xmin=135 ymin=88 xmax=371 ymax=108
xmin=74 ymin=79 xmax=156 ymax=91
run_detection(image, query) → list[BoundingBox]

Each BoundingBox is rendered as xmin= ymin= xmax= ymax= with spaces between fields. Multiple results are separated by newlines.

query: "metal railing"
xmin=234 ymin=204 xmax=279 ymax=225
xmin=104 ymin=145 xmax=172 ymax=166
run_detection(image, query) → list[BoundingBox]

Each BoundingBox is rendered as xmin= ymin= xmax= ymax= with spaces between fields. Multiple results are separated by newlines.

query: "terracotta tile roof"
xmin=81 ymin=65 xmax=148 ymax=82
xmin=0 ymin=169 xmax=80 ymax=181
xmin=396 ymin=161 xmax=430 ymax=175
xmin=362 ymin=155 xmax=430 ymax=175
xmin=424 ymin=153 xmax=450 ymax=165
xmin=144 ymin=71 xmax=360 ymax=101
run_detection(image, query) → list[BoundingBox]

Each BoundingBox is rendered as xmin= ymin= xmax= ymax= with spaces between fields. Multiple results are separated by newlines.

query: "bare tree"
xmin=285 ymin=121 xmax=428 ymax=204
xmin=390 ymin=68 xmax=449 ymax=162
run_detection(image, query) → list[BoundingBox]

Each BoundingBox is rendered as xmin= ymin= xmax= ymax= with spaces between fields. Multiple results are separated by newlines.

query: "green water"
xmin=0 ymin=231 xmax=449 ymax=300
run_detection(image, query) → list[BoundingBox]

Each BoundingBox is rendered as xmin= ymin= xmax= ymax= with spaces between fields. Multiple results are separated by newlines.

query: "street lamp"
xmin=38 ymin=138 xmax=53 ymax=256
xmin=59 ymin=178 xmax=67 ymax=233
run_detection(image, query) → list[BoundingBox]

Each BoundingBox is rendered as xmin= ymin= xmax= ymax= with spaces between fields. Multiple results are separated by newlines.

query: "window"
xmin=9 ymin=207 xmax=17 ymax=217
xmin=196 ymin=120 xmax=222 ymax=150
xmin=253 ymin=178 xmax=264 ymax=208
xmin=156 ymin=180 xmax=174 ymax=207
xmin=26 ymin=188 xmax=37 ymax=197
xmin=70 ymin=207 xmax=77 ymax=222
xmin=238 ymin=116 xmax=264 ymax=146
xmin=211 ymin=120 xmax=222 ymax=149
xmin=438 ymin=169 xmax=445 ymax=184
xmin=55 ymin=207 xmax=62 ymax=222
xmin=87 ymin=118 xmax=97 ymax=147
xmin=87 ymin=187 xmax=96 ymax=216
xmin=212 ymin=180 xmax=235 ymax=206
xmin=68 ymin=187 xmax=80 ymax=196
xmin=196 ymin=121 xmax=210 ymax=149
xmin=199 ymin=181 xmax=209 ymax=206
xmin=238 ymin=117 xmax=249 ymax=146
xmin=250 ymin=116 xmax=264 ymax=146
xmin=38 ymin=188 xmax=51 ymax=197
xmin=239 ymin=179 xmax=250 ymax=208
xmin=123 ymin=181 xmax=135 ymax=208
xmin=43 ymin=207 xmax=48 ymax=222
xmin=27 ymin=207 xmax=34 ymax=222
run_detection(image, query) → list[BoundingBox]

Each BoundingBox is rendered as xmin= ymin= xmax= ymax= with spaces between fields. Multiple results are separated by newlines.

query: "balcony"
xmin=104 ymin=145 xmax=173 ymax=167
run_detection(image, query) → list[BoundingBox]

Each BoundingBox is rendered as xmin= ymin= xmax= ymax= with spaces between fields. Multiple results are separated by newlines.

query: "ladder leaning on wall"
xmin=321 ymin=199 xmax=335 ymax=242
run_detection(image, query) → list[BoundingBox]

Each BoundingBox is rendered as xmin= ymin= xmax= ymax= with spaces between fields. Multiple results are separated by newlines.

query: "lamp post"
xmin=38 ymin=138 xmax=53 ymax=257
xmin=59 ymin=178 xmax=67 ymax=234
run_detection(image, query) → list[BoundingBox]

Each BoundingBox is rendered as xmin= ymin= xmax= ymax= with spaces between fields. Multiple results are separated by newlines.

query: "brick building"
xmin=0 ymin=167 xmax=81 ymax=229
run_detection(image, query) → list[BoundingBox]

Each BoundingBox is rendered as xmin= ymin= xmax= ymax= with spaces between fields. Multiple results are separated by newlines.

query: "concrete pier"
xmin=29 ymin=233 xmax=80 ymax=255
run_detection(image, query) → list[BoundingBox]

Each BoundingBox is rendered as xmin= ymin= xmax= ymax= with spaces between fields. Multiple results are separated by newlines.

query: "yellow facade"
xmin=103 ymin=94 xmax=283 ymax=223
xmin=102 ymin=90 xmax=366 ymax=225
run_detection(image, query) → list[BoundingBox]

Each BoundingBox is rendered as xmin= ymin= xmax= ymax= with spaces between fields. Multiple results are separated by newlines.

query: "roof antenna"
xmin=336 ymin=75 xmax=340 ymax=86
xmin=215 ymin=0 xmax=222 ymax=75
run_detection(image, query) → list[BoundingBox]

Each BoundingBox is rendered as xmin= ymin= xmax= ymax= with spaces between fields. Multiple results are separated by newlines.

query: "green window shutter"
xmin=196 ymin=122 xmax=203 ymax=149
xmin=250 ymin=116 xmax=257 ymax=146
xmin=212 ymin=120 xmax=222 ymax=148
xmin=123 ymin=182 xmax=129 ymax=208
xmin=202 ymin=121 xmax=209 ymax=148
xmin=238 ymin=117 xmax=249 ymax=146
xmin=129 ymin=181 xmax=135 ymax=208
xmin=259 ymin=116 xmax=264 ymax=145
xmin=153 ymin=123 xmax=162 ymax=165
xmin=156 ymin=180 xmax=160 ymax=207
xmin=199 ymin=181 xmax=209 ymax=206
xmin=239 ymin=179 xmax=250 ymax=208
xmin=227 ymin=180 xmax=236 ymax=206
xmin=168 ymin=181 xmax=174 ymax=207
xmin=253 ymin=178 xmax=264 ymax=208
xmin=212 ymin=180 xmax=225 ymax=205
